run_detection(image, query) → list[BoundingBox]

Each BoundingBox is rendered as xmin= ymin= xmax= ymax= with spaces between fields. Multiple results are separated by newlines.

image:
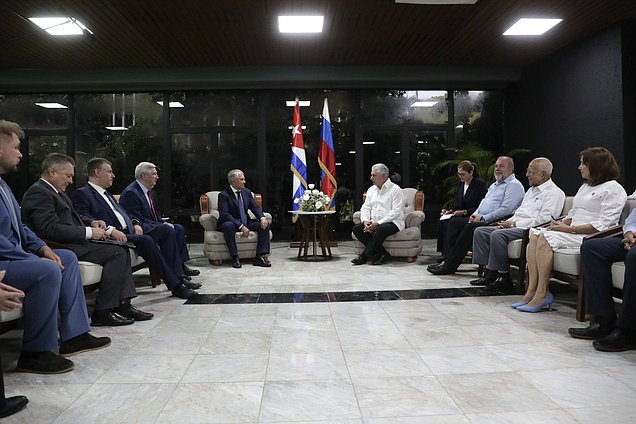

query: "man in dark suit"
xmin=21 ymin=153 xmax=153 ymax=327
xmin=0 ymin=121 xmax=110 ymax=375
xmin=218 ymin=169 xmax=271 ymax=268
xmin=70 ymin=158 xmax=198 ymax=299
xmin=119 ymin=162 xmax=200 ymax=278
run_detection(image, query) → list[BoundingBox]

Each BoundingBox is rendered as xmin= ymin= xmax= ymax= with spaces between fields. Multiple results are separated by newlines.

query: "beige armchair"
xmin=199 ymin=191 xmax=273 ymax=265
xmin=351 ymin=188 xmax=425 ymax=262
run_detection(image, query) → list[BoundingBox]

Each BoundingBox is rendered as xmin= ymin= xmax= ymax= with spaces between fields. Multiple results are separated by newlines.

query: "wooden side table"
xmin=291 ymin=210 xmax=336 ymax=261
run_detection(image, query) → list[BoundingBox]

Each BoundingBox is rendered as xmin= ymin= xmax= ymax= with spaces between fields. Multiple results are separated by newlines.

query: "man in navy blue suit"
xmin=0 ymin=120 xmax=110 ymax=374
xmin=70 ymin=158 xmax=198 ymax=299
xmin=218 ymin=169 xmax=271 ymax=268
xmin=119 ymin=162 xmax=200 ymax=279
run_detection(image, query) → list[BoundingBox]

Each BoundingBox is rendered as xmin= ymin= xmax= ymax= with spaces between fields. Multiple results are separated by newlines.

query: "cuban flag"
xmin=290 ymin=98 xmax=307 ymax=222
xmin=318 ymin=97 xmax=337 ymax=209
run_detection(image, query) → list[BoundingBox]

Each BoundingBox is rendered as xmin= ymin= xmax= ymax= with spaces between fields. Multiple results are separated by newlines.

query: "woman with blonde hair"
xmin=514 ymin=147 xmax=627 ymax=312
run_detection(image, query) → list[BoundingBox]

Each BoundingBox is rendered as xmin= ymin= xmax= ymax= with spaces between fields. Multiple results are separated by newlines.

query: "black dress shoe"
xmin=59 ymin=332 xmax=111 ymax=356
xmin=484 ymin=274 xmax=514 ymax=293
xmin=371 ymin=252 xmax=390 ymax=265
xmin=470 ymin=276 xmax=495 ymax=286
xmin=172 ymin=283 xmax=198 ymax=299
xmin=16 ymin=350 xmax=74 ymax=374
xmin=428 ymin=262 xmax=456 ymax=275
xmin=183 ymin=280 xmax=202 ymax=289
xmin=232 ymin=257 xmax=242 ymax=268
xmin=351 ymin=255 xmax=367 ymax=265
xmin=253 ymin=255 xmax=271 ymax=267
xmin=181 ymin=274 xmax=192 ymax=281
xmin=593 ymin=328 xmax=636 ymax=352
xmin=0 ymin=395 xmax=28 ymax=418
xmin=427 ymin=262 xmax=443 ymax=272
xmin=568 ymin=322 xmax=614 ymax=340
xmin=183 ymin=265 xmax=200 ymax=276
xmin=116 ymin=302 xmax=154 ymax=321
xmin=91 ymin=310 xmax=134 ymax=326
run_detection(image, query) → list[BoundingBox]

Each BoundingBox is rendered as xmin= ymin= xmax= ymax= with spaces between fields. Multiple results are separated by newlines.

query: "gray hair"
xmin=135 ymin=162 xmax=157 ymax=180
xmin=371 ymin=163 xmax=389 ymax=177
xmin=227 ymin=169 xmax=244 ymax=184
xmin=497 ymin=156 xmax=514 ymax=171
xmin=41 ymin=152 xmax=74 ymax=175
xmin=531 ymin=157 xmax=553 ymax=176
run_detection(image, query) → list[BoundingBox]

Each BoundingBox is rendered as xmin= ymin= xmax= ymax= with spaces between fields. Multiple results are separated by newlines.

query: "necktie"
xmin=60 ymin=192 xmax=84 ymax=226
xmin=0 ymin=179 xmax=21 ymax=244
xmin=236 ymin=191 xmax=248 ymax=226
xmin=147 ymin=190 xmax=159 ymax=221
xmin=105 ymin=191 xmax=134 ymax=233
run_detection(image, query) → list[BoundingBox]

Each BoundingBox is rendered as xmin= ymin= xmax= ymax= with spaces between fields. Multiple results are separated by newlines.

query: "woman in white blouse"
xmin=513 ymin=147 xmax=627 ymax=312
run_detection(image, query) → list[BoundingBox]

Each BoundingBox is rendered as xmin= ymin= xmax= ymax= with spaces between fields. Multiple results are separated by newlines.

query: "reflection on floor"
xmin=1 ymin=240 xmax=635 ymax=424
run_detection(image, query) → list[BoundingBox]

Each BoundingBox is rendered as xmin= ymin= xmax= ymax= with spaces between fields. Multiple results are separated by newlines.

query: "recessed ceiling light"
xmin=503 ymin=18 xmax=562 ymax=36
xmin=35 ymin=102 xmax=67 ymax=109
xmin=456 ymin=124 xmax=464 ymax=128
xmin=348 ymin=150 xmax=356 ymax=154
xmin=156 ymin=101 xmax=184 ymax=108
xmin=362 ymin=141 xmax=375 ymax=145
xmin=411 ymin=101 xmax=438 ymax=107
xmin=335 ymin=162 xmax=342 ymax=166
xmin=395 ymin=151 xmax=401 ymax=154
xmin=278 ymin=16 xmax=324 ymax=33
xmin=105 ymin=126 xmax=128 ymax=131
xmin=286 ymin=100 xmax=311 ymax=107
xmin=395 ymin=1 xmax=478 ymax=4
xmin=288 ymin=125 xmax=307 ymax=130
xmin=29 ymin=17 xmax=93 ymax=36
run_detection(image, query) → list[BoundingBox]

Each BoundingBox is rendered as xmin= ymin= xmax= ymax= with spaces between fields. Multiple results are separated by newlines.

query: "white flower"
xmin=315 ymin=201 xmax=323 ymax=209
xmin=312 ymin=189 xmax=319 ymax=194
xmin=324 ymin=196 xmax=330 ymax=202
xmin=303 ymin=193 xmax=310 ymax=200
xmin=308 ymin=183 xmax=315 ymax=189
xmin=294 ymin=198 xmax=300 ymax=204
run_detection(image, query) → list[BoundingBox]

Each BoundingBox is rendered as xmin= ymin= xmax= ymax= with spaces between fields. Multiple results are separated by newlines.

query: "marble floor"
xmin=2 ymin=240 xmax=636 ymax=423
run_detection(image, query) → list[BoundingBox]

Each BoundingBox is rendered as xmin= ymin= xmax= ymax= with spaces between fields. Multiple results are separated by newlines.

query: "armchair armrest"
xmin=199 ymin=211 xmax=219 ymax=231
xmin=263 ymin=212 xmax=273 ymax=225
xmin=352 ymin=211 xmax=361 ymax=225
xmin=583 ymin=225 xmax=624 ymax=241
xmin=405 ymin=210 xmax=425 ymax=228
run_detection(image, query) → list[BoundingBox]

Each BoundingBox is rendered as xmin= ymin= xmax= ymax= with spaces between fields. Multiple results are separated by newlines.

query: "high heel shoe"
xmin=516 ymin=293 xmax=554 ymax=313
xmin=510 ymin=301 xmax=528 ymax=308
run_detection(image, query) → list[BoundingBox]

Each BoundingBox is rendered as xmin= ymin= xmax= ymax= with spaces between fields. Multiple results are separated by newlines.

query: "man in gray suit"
xmin=21 ymin=153 xmax=153 ymax=327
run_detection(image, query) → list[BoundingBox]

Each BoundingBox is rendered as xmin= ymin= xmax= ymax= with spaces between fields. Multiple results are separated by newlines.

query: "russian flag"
xmin=290 ymin=98 xmax=307 ymax=222
xmin=318 ymin=98 xmax=337 ymax=209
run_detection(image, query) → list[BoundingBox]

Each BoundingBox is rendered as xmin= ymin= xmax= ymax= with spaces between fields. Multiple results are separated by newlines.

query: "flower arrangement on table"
xmin=294 ymin=184 xmax=331 ymax=212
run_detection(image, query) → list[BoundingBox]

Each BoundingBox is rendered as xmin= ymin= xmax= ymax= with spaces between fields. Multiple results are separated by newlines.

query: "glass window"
xmin=361 ymin=130 xmax=401 ymax=191
xmin=74 ymin=93 xmax=163 ymax=192
xmin=170 ymin=92 xmax=258 ymax=128
xmin=170 ymin=133 xmax=214 ymax=211
xmin=361 ymin=90 xmax=448 ymax=126
xmin=0 ymin=94 xmax=68 ymax=129
xmin=453 ymin=90 xmax=504 ymax=152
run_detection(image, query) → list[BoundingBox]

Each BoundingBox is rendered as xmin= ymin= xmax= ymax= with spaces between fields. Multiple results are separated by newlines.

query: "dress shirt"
xmin=624 ymin=209 xmax=636 ymax=236
xmin=474 ymin=174 xmax=525 ymax=222
xmin=88 ymin=181 xmax=128 ymax=231
xmin=40 ymin=178 xmax=92 ymax=240
xmin=566 ymin=181 xmax=627 ymax=231
xmin=360 ymin=179 xmax=405 ymax=231
xmin=508 ymin=179 xmax=566 ymax=229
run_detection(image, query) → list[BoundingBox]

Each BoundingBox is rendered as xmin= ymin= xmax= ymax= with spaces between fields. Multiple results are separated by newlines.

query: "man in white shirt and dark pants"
xmin=470 ymin=158 xmax=565 ymax=293
xmin=352 ymin=163 xmax=405 ymax=265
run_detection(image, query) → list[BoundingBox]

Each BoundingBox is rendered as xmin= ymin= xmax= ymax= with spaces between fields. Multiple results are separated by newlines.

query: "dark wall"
xmin=506 ymin=23 xmax=633 ymax=195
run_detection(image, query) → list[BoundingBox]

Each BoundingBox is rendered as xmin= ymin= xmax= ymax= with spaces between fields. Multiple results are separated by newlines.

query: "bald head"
xmin=526 ymin=157 xmax=553 ymax=187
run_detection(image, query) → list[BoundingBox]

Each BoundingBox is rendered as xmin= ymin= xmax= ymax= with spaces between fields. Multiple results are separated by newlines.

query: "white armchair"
xmin=351 ymin=188 xmax=425 ymax=262
xmin=199 ymin=191 xmax=273 ymax=265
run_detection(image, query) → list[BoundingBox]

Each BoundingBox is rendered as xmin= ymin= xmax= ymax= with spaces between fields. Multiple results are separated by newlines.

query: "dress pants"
xmin=145 ymin=223 xmax=190 ymax=272
xmin=220 ymin=219 xmax=271 ymax=258
xmin=77 ymin=244 xmax=137 ymax=311
xmin=352 ymin=222 xmax=399 ymax=258
xmin=443 ymin=221 xmax=489 ymax=269
xmin=582 ymin=237 xmax=636 ymax=330
xmin=127 ymin=234 xmax=180 ymax=289
xmin=443 ymin=217 xmax=470 ymax=256
xmin=472 ymin=226 xmax=525 ymax=272
xmin=3 ymin=249 xmax=90 ymax=352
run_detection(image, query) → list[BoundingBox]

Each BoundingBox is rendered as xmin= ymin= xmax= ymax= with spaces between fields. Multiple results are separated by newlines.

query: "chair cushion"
xmin=78 ymin=261 xmax=103 ymax=286
xmin=552 ymin=248 xmax=581 ymax=275
xmin=0 ymin=308 xmax=23 ymax=323
xmin=507 ymin=239 xmax=523 ymax=258
xmin=611 ymin=262 xmax=625 ymax=290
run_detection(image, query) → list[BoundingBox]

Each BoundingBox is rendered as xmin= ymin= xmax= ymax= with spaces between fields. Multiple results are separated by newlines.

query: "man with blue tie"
xmin=70 ymin=158 xmax=198 ymax=299
xmin=218 ymin=169 xmax=271 ymax=268
xmin=119 ymin=162 xmax=200 ymax=278
xmin=0 ymin=120 xmax=110 ymax=374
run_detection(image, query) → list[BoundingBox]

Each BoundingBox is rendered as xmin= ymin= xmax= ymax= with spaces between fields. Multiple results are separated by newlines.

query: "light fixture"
xmin=335 ymin=162 xmax=342 ymax=166
xmin=288 ymin=125 xmax=307 ymax=130
xmin=395 ymin=151 xmax=401 ymax=154
xmin=503 ymin=18 xmax=562 ymax=36
xmin=278 ymin=16 xmax=324 ymax=33
xmin=395 ymin=1 xmax=477 ymax=4
xmin=417 ymin=140 xmax=425 ymax=144
xmin=362 ymin=141 xmax=375 ymax=145
xmin=105 ymin=126 xmax=128 ymax=131
xmin=411 ymin=101 xmax=438 ymax=107
xmin=456 ymin=124 xmax=464 ymax=128
xmin=29 ymin=17 xmax=93 ymax=36
xmin=35 ymin=102 xmax=67 ymax=109
xmin=348 ymin=150 xmax=356 ymax=154
xmin=156 ymin=101 xmax=184 ymax=108
xmin=286 ymin=100 xmax=311 ymax=107
xmin=105 ymin=94 xmax=129 ymax=131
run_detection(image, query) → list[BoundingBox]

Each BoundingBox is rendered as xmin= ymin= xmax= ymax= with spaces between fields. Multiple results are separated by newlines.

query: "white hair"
xmin=371 ymin=163 xmax=389 ymax=177
xmin=135 ymin=162 xmax=157 ymax=180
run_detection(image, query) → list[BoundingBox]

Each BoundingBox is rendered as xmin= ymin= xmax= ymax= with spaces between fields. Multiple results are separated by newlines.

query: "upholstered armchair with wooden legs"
xmin=351 ymin=188 xmax=425 ymax=262
xmin=199 ymin=191 xmax=273 ymax=265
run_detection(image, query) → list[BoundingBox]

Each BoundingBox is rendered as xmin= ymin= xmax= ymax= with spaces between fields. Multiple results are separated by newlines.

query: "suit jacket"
xmin=0 ymin=180 xmax=46 ymax=267
xmin=119 ymin=180 xmax=164 ymax=234
xmin=21 ymin=179 xmax=93 ymax=255
xmin=218 ymin=187 xmax=264 ymax=229
xmin=452 ymin=177 xmax=488 ymax=216
xmin=70 ymin=184 xmax=136 ymax=234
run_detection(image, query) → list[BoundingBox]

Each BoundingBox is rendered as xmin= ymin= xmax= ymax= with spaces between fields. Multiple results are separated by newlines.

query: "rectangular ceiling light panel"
xmin=35 ymin=102 xmax=67 ymax=109
xmin=503 ymin=18 xmax=563 ymax=36
xmin=29 ymin=17 xmax=92 ymax=36
xmin=286 ymin=100 xmax=311 ymax=106
xmin=395 ymin=1 xmax=478 ymax=4
xmin=278 ymin=16 xmax=324 ymax=33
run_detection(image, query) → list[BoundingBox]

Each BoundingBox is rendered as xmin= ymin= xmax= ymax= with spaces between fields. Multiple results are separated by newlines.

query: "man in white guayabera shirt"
xmin=351 ymin=163 xmax=405 ymax=266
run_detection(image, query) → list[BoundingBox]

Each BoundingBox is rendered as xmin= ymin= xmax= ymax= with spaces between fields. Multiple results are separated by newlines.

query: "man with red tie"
xmin=119 ymin=162 xmax=200 ymax=279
